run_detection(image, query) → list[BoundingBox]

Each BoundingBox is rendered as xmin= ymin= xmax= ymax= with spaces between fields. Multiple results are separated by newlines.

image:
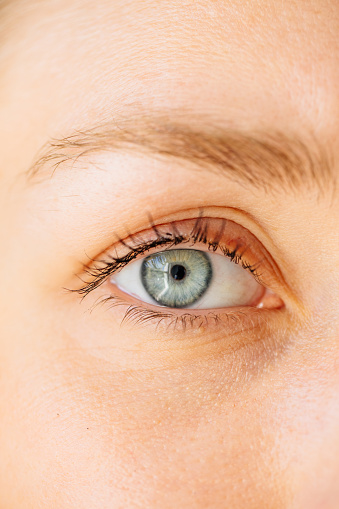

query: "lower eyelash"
xmin=98 ymin=295 xmax=174 ymax=328
xmin=90 ymin=293 xmax=265 ymax=336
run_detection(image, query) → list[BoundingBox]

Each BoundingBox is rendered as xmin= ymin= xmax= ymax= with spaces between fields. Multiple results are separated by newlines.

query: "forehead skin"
xmin=0 ymin=0 xmax=339 ymax=174
xmin=0 ymin=1 xmax=339 ymax=508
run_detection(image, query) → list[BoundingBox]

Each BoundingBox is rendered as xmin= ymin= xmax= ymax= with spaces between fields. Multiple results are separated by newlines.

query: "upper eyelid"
xmin=71 ymin=217 xmax=276 ymax=298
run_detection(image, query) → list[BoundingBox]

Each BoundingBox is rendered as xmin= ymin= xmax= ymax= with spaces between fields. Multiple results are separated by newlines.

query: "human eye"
xmin=114 ymin=247 xmax=262 ymax=309
xmin=73 ymin=214 xmax=284 ymax=335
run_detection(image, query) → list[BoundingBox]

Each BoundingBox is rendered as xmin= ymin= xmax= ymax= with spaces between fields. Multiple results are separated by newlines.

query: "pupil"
xmin=170 ymin=264 xmax=186 ymax=281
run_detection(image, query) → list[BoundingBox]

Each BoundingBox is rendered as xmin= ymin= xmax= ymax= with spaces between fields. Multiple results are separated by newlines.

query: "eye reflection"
xmin=112 ymin=248 xmax=265 ymax=309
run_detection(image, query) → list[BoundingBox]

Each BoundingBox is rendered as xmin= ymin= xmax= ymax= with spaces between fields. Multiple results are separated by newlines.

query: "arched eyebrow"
xmin=27 ymin=113 xmax=334 ymax=195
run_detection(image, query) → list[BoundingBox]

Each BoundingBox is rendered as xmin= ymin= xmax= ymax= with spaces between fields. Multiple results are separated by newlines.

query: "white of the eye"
xmin=191 ymin=252 xmax=261 ymax=309
xmin=111 ymin=250 xmax=263 ymax=309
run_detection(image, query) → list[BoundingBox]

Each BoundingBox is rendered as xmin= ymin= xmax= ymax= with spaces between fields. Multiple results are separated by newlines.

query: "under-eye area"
xmin=71 ymin=215 xmax=285 ymax=335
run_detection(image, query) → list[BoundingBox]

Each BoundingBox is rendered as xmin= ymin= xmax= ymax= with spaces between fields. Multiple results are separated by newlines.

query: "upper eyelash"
xmin=72 ymin=216 xmax=264 ymax=298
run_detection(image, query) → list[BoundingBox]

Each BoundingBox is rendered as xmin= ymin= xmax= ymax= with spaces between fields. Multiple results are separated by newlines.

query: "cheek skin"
xmin=1 ymin=301 xmax=339 ymax=509
xmin=0 ymin=332 xmax=287 ymax=508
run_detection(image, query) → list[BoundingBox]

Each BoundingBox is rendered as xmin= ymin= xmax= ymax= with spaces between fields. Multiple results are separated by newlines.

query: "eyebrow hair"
xmin=27 ymin=113 xmax=335 ymax=195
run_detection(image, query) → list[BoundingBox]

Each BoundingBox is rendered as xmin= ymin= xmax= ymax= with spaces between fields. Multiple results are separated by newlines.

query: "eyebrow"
xmin=27 ymin=113 xmax=334 ymax=195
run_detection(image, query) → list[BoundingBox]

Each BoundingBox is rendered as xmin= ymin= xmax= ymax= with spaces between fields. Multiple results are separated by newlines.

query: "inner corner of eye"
xmin=109 ymin=247 xmax=270 ymax=311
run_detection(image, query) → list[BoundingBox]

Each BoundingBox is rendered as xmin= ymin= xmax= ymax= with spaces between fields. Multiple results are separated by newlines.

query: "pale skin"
xmin=0 ymin=1 xmax=339 ymax=508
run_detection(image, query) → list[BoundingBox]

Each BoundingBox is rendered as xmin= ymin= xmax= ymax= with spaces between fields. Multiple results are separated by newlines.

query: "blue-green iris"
xmin=141 ymin=249 xmax=212 ymax=308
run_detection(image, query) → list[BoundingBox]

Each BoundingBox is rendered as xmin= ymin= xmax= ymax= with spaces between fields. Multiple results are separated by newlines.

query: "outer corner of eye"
xmin=109 ymin=248 xmax=283 ymax=311
xmin=257 ymin=288 xmax=284 ymax=310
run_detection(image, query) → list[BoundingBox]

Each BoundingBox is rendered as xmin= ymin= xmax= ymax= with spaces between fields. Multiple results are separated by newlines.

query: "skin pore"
xmin=0 ymin=0 xmax=339 ymax=507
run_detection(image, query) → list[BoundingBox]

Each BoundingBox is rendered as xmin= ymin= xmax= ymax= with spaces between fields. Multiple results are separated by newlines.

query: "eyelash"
xmin=71 ymin=215 xmax=270 ymax=331
xmin=76 ymin=216 xmax=263 ymax=295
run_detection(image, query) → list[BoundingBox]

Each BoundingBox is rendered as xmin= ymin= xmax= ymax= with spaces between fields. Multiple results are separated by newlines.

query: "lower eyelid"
xmin=86 ymin=285 xmax=285 ymax=342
